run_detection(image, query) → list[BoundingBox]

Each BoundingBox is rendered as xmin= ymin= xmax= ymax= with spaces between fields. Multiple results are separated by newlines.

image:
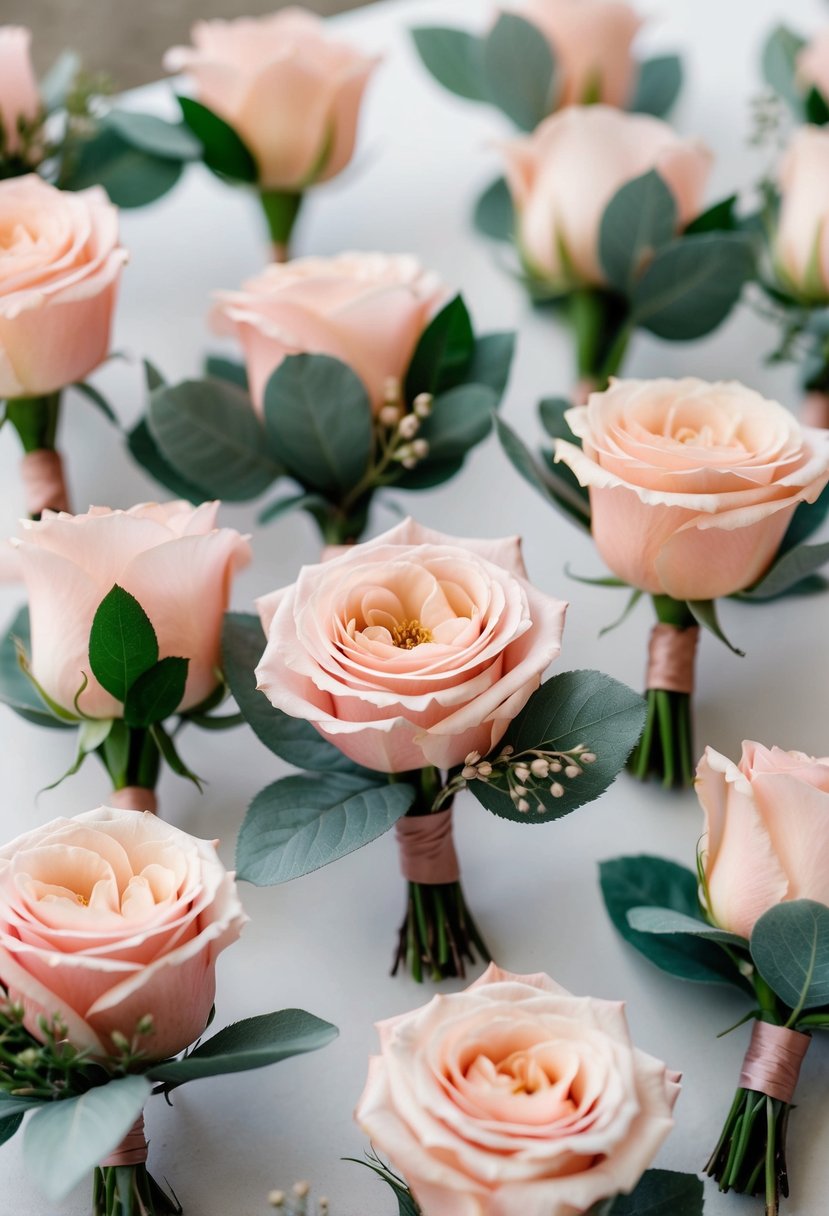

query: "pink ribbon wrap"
xmin=20 ymin=449 xmax=70 ymax=517
xmin=395 ymin=809 xmax=460 ymax=885
xmin=110 ymin=787 xmax=159 ymax=814
xmin=739 ymin=1021 xmax=811 ymax=1104
xmin=802 ymin=391 xmax=829 ymax=430
xmin=100 ymin=1113 xmax=148 ymax=1168
xmin=646 ymin=623 xmax=700 ymax=694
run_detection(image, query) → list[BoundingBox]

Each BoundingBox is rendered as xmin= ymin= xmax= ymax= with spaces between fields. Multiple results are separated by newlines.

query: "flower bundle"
xmin=602 ymin=742 xmax=829 ymax=1214
xmin=224 ymin=518 xmax=645 ymax=981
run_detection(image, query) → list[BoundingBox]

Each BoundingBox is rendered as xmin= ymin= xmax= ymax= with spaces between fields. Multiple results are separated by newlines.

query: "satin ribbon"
xmin=20 ymin=449 xmax=69 ymax=516
xmin=646 ymin=623 xmax=700 ymax=694
xmin=109 ymin=787 xmax=159 ymax=814
xmin=739 ymin=1021 xmax=811 ymax=1104
xmin=395 ymin=809 xmax=460 ymax=885
xmin=99 ymin=1113 xmax=148 ymax=1168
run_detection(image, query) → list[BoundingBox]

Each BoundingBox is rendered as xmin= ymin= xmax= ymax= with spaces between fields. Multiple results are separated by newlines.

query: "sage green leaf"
xmin=104 ymin=110 xmax=201 ymax=161
xmin=127 ymin=418 xmax=206 ymax=503
xmin=628 ymin=906 xmax=746 ymax=947
xmin=0 ymin=607 xmax=71 ymax=728
xmin=123 ymin=657 xmax=189 ymax=727
xmin=473 ymin=176 xmax=514 ymax=243
xmin=0 ymin=1094 xmax=49 ymax=1120
xmin=237 ymin=773 xmax=416 ymax=884
xmin=71 ymin=381 xmax=118 ymax=426
xmin=779 ymin=483 xmax=829 ymax=552
xmin=64 ymin=125 xmax=183 ymax=207
xmin=495 ymin=415 xmax=591 ymax=530
xmin=740 ymin=540 xmax=829 ymax=601
xmin=600 ymin=855 xmax=750 ymax=990
xmin=263 ymin=354 xmax=372 ymax=497
xmin=629 ymin=55 xmax=683 ymax=118
xmin=610 ymin=1169 xmax=704 ymax=1215
xmin=0 ymin=1114 xmax=22 ymax=1146
xmin=221 ymin=613 xmax=365 ymax=773
xmin=204 ymin=355 xmax=248 ymax=391
xmin=40 ymin=50 xmax=81 ymax=113
xmin=632 ymin=234 xmax=755 ymax=340
xmin=392 ymin=456 xmax=465 ymax=492
xmin=410 ymin=27 xmax=487 ymax=101
xmin=539 ymin=396 xmax=574 ymax=442
xmin=416 ymin=384 xmax=496 ymax=462
xmin=467 ymin=332 xmax=516 ymax=400
xmin=686 ymin=599 xmax=745 ymax=656
xmin=178 ymin=95 xmax=258 ymax=181
xmin=405 ymin=295 xmax=475 ymax=399
xmin=599 ymin=170 xmax=677 ymax=292
xmin=24 ymin=1076 xmax=151 ymax=1203
xmin=148 ymin=378 xmax=279 ymax=501
xmin=483 ymin=13 xmax=557 ymax=130
xmin=258 ymin=492 xmax=330 ymax=526
xmin=148 ymin=1009 xmax=338 ymax=1087
xmin=762 ymin=25 xmax=807 ymax=110
xmin=88 ymin=586 xmax=158 ymax=703
xmin=469 ymin=671 xmax=645 ymax=824
xmin=751 ymin=900 xmax=829 ymax=1012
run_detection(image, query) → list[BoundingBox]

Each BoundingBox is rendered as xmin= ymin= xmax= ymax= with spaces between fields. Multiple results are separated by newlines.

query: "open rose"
xmin=698 ymin=742 xmax=829 ymax=939
xmin=555 ymin=378 xmax=829 ymax=600
xmin=164 ymin=8 xmax=377 ymax=191
xmin=0 ymin=27 xmax=40 ymax=160
xmin=212 ymin=253 xmax=446 ymax=414
xmin=356 ymin=963 xmax=679 ymax=1216
xmin=500 ymin=105 xmax=711 ymax=287
xmin=509 ymin=0 xmax=642 ymax=108
xmin=255 ymin=518 xmax=567 ymax=772
xmin=776 ymin=125 xmax=829 ymax=302
xmin=0 ymin=807 xmax=246 ymax=1059
xmin=13 ymin=500 xmax=251 ymax=719
xmin=0 ymin=175 xmax=127 ymax=398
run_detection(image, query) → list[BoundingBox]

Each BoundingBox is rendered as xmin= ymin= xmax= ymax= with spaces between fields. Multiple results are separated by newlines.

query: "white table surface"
xmin=2 ymin=0 xmax=829 ymax=1212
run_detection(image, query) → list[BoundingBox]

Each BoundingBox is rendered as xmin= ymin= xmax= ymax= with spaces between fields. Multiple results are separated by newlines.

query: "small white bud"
xmin=530 ymin=758 xmax=550 ymax=778
xmin=549 ymin=760 xmax=562 ymax=773
xmin=476 ymin=762 xmax=493 ymax=777
xmin=465 ymin=751 xmax=482 ymax=766
xmin=550 ymin=782 xmax=564 ymax=798
xmin=379 ymin=404 xmax=402 ymax=428
xmin=514 ymin=764 xmax=530 ymax=783
xmin=581 ymin=752 xmax=597 ymax=764
xmin=565 ymin=764 xmax=581 ymax=779
xmin=294 ymin=1181 xmax=311 ymax=1199
xmin=414 ymin=392 xmax=433 ymax=417
xmin=517 ymin=798 xmax=530 ymax=813
xmin=500 ymin=744 xmax=514 ymax=756
xmin=411 ymin=438 xmax=429 ymax=459
xmin=398 ymin=413 xmax=420 ymax=439
xmin=268 ymin=1191 xmax=285 ymax=1208
xmin=514 ymin=785 xmax=528 ymax=796
xmin=401 ymin=456 xmax=418 ymax=469
xmin=462 ymin=765 xmax=479 ymax=780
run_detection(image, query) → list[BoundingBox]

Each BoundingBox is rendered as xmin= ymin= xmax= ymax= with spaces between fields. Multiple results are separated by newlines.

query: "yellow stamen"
xmin=390 ymin=618 xmax=433 ymax=649
xmin=76 ymin=893 xmax=89 ymax=906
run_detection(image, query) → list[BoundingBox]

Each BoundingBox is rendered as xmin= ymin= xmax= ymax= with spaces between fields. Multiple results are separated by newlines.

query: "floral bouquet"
xmin=0 ymin=175 xmax=127 ymax=518
xmin=223 ymin=518 xmax=645 ymax=981
xmin=0 ymin=806 xmax=337 ymax=1216
xmin=130 ymin=254 xmax=515 ymax=547
xmin=499 ymin=377 xmax=829 ymax=786
xmin=354 ymin=963 xmax=704 ymax=1216
xmin=601 ymin=741 xmax=829 ymax=1215
xmin=0 ymin=501 xmax=250 ymax=813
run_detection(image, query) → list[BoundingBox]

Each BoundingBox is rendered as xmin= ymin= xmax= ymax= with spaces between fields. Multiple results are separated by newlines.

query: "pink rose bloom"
xmin=255 ymin=518 xmax=567 ymax=773
xmin=213 ymin=253 xmax=447 ymax=415
xmin=0 ymin=27 xmax=40 ymax=158
xmin=555 ymin=378 xmax=829 ymax=600
xmin=0 ymin=175 xmax=127 ymax=398
xmin=0 ymin=807 xmax=246 ymax=1059
xmin=12 ymin=500 xmax=251 ymax=719
xmin=356 ymin=963 xmax=679 ymax=1216
xmin=500 ymin=105 xmax=711 ymax=287
xmin=776 ymin=125 xmax=829 ymax=301
xmin=509 ymin=0 xmax=642 ymax=107
xmin=698 ymin=742 xmax=829 ymax=940
xmin=163 ymin=8 xmax=378 ymax=191
xmin=796 ymin=28 xmax=829 ymax=105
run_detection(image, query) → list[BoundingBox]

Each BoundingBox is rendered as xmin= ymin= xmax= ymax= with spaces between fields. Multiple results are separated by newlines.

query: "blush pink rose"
xmin=509 ymin=0 xmax=642 ymax=108
xmin=12 ymin=500 xmax=251 ymax=719
xmin=0 ymin=806 xmax=246 ymax=1059
xmin=796 ymin=29 xmax=829 ymax=106
xmin=0 ymin=27 xmax=40 ymax=158
xmin=356 ymin=963 xmax=679 ymax=1216
xmin=555 ymin=378 xmax=829 ymax=600
xmin=212 ymin=253 xmax=447 ymax=415
xmin=776 ymin=125 xmax=829 ymax=301
xmin=698 ymin=742 xmax=829 ymax=940
xmin=0 ymin=175 xmax=127 ymax=398
xmin=500 ymin=105 xmax=712 ymax=287
xmin=255 ymin=517 xmax=567 ymax=773
xmin=163 ymin=8 xmax=378 ymax=191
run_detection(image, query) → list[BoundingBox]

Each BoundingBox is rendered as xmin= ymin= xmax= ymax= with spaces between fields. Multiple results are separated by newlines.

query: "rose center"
xmin=390 ymin=618 xmax=433 ymax=649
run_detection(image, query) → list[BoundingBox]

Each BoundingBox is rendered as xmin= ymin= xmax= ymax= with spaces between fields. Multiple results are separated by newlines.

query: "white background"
xmin=2 ymin=0 xmax=829 ymax=1212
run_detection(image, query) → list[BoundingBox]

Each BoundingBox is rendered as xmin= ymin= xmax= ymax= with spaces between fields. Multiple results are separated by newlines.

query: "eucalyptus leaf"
xmin=779 ymin=484 xmax=829 ymax=552
xmin=104 ymin=110 xmax=201 ymax=161
xmin=127 ymin=418 xmax=207 ymax=503
xmin=237 ymin=773 xmax=416 ymax=884
xmin=599 ymin=170 xmax=677 ymax=292
xmin=539 ymin=396 xmax=574 ymax=442
xmin=610 ymin=1169 xmax=704 ymax=1216
xmin=0 ymin=1094 xmax=49 ymax=1120
xmin=632 ymin=234 xmax=755 ymax=340
xmin=762 ymin=25 xmax=806 ymax=110
xmin=466 ymin=332 xmax=516 ymax=400
xmin=629 ymin=55 xmax=683 ymax=118
xmin=204 ymin=355 xmax=249 ymax=391
xmin=416 ymin=384 xmax=496 ymax=462
xmin=751 ymin=900 xmax=829 ymax=1012
xmin=65 ymin=126 xmax=183 ymax=207
xmin=0 ymin=1114 xmax=22 ymax=1147
xmin=410 ymin=27 xmax=488 ymax=102
xmin=495 ymin=416 xmax=591 ymax=530
xmin=0 ymin=607 xmax=71 ymax=728
xmin=258 ymin=492 xmax=330 ymax=526
xmin=469 ymin=671 xmax=645 ymax=823
xmin=40 ymin=50 xmax=81 ymax=113
xmin=148 ymin=1009 xmax=338 ymax=1087
xmin=88 ymin=585 xmax=158 ymax=703
xmin=740 ymin=540 xmax=829 ymax=601
xmin=405 ymin=295 xmax=475 ymax=400
xmin=473 ymin=176 xmax=514 ymax=243
xmin=483 ymin=13 xmax=557 ymax=130
xmin=684 ymin=195 xmax=738 ymax=236
xmin=392 ymin=456 xmax=465 ymax=491
xmin=628 ymin=906 xmax=746 ymax=947
xmin=178 ymin=96 xmax=258 ymax=181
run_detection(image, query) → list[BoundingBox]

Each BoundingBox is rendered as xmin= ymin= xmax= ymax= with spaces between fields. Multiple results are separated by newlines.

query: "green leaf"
xmin=24 ymin=1076 xmax=151 ymax=1203
xmin=600 ymin=855 xmax=750 ymax=989
xmin=482 ymin=13 xmax=557 ymax=131
xmin=143 ymin=358 xmax=165 ymax=392
xmin=495 ymin=415 xmax=591 ymax=530
xmin=204 ymin=355 xmax=249 ymax=392
xmin=0 ymin=1114 xmax=23 ymax=1147
xmin=237 ymin=773 xmax=416 ymax=885
xmin=805 ymin=85 xmax=829 ymax=125
xmin=539 ymin=396 xmax=574 ymax=442
xmin=762 ymin=25 xmax=807 ymax=110
xmin=123 ymin=657 xmax=189 ymax=727
xmin=88 ymin=585 xmax=158 ymax=703
xmin=740 ymin=540 xmax=829 ymax=601
xmin=599 ymin=170 xmax=678 ymax=292
xmin=629 ymin=55 xmax=683 ymax=118
xmin=258 ymin=491 xmax=330 ymax=526
xmin=466 ymin=332 xmax=516 ymax=400
xmin=150 ymin=721 xmax=203 ymax=790
xmin=104 ymin=110 xmax=201 ymax=161
xmin=127 ymin=418 xmax=207 ymax=503
xmin=779 ymin=483 xmax=829 ymax=552
xmin=148 ymin=1009 xmax=338 ymax=1087
xmin=410 ymin=27 xmax=487 ymax=102
xmin=222 ymin=613 xmax=365 ymax=773
xmin=148 ymin=378 xmax=279 ymax=501
xmin=178 ymin=95 xmax=257 ymax=182
xmin=632 ymin=233 xmax=755 ymax=340
xmin=0 ymin=606 xmax=71 ymax=728
xmin=392 ymin=456 xmax=465 ymax=492
xmin=599 ymin=588 xmax=644 ymax=637
xmin=40 ymin=50 xmax=81 ymax=113
xmin=610 ymin=1169 xmax=704 ymax=1216
xmin=263 ymin=354 xmax=372 ymax=498
xmin=473 ymin=176 xmax=514 ymax=243
xmin=684 ymin=195 xmax=738 ymax=235
xmin=628 ymin=906 xmax=746 ymax=947
xmin=405 ymin=295 xmax=475 ymax=400
xmin=0 ymin=1093 xmax=49 ymax=1120
xmin=71 ymin=380 xmax=118 ymax=426
xmin=686 ymin=599 xmax=745 ymax=656
xmin=751 ymin=900 xmax=829 ymax=1013
xmin=416 ymin=384 xmax=496 ymax=463
xmin=469 ymin=670 xmax=646 ymax=824
xmin=64 ymin=125 xmax=183 ymax=208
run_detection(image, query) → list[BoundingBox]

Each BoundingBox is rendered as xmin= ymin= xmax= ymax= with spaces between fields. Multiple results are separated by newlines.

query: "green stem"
xmin=627 ymin=596 xmax=697 ymax=789
xmin=259 ymin=189 xmax=303 ymax=261
xmin=6 ymin=393 xmax=62 ymax=453
xmin=93 ymin=1163 xmax=181 ymax=1216
xmin=568 ymin=290 xmax=632 ymax=389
